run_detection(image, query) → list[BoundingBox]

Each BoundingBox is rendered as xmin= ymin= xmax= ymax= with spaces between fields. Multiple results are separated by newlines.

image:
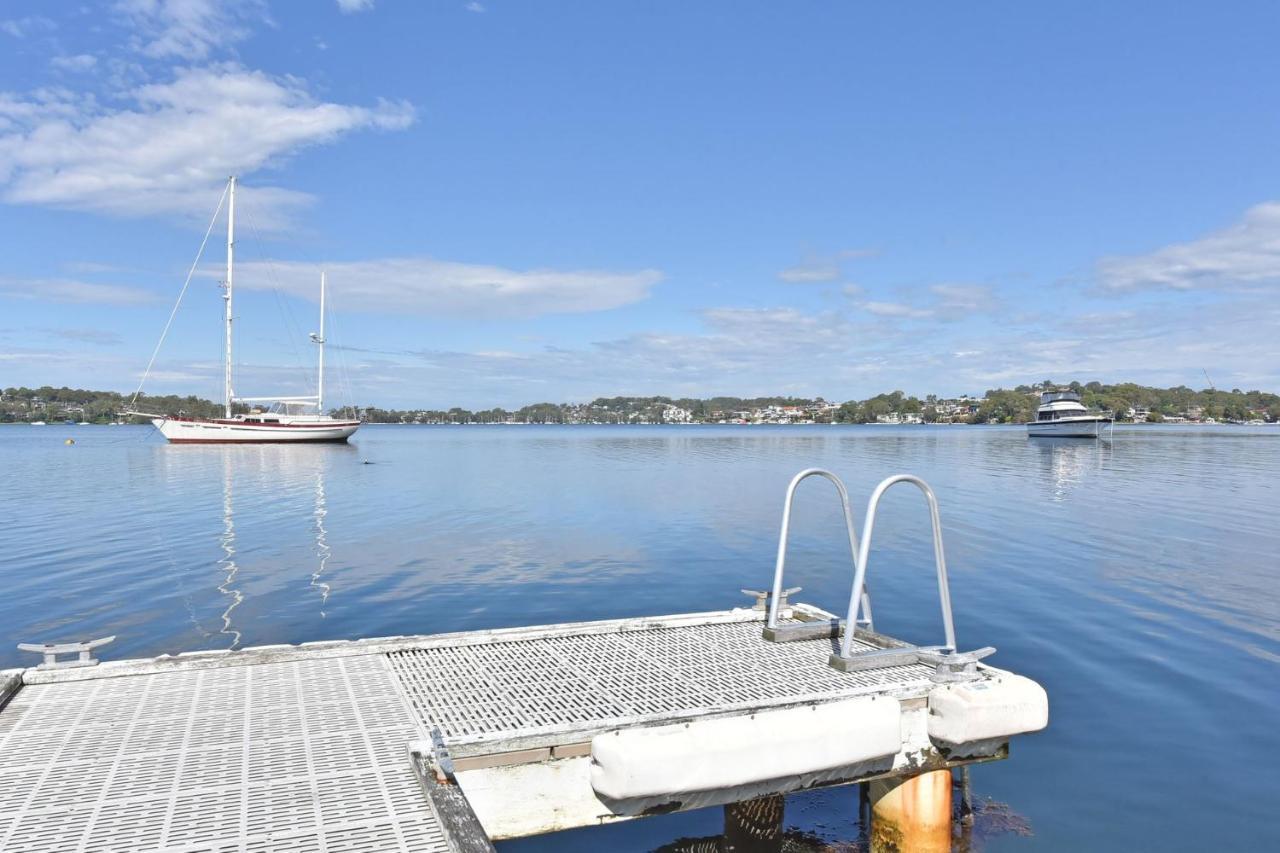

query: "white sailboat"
xmin=133 ymin=177 xmax=360 ymax=444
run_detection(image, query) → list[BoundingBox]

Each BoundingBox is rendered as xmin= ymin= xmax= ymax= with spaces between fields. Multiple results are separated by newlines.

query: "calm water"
xmin=1 ymin=424 xmax=1277 ymax=850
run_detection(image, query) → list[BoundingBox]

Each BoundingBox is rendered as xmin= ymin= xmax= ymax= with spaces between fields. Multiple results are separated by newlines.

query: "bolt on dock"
xmin=0 ymin=472 xmax=1048 ymax=852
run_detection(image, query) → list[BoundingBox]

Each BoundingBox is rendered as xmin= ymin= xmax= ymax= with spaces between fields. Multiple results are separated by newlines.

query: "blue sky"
xmin=1 ymin=1 xmax=1278 ymax=409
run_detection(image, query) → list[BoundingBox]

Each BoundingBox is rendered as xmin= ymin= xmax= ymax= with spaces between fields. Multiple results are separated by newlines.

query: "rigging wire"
xmin=129 ymin=182 xmax=229 ymax=410
xmin=324 ymin=292 xmax=358 ymax=414
xmin=241 ymin=202 xmax=314 ymax=395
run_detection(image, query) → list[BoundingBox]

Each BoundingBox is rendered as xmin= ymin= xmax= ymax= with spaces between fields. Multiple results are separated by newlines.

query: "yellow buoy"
xmin=65 ymin=438 xmax=75 ymax=445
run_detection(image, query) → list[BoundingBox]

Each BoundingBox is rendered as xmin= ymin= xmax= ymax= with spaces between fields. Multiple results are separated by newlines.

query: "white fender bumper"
xmin=928 ymin=673 xmax=1049 ymax=746
xmin=590 ymin=695 xmax=902 ymax=801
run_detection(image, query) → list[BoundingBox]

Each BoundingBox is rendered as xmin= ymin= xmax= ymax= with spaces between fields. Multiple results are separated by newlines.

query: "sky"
xmin=1 ymin=0 xmax=1278 ymax=410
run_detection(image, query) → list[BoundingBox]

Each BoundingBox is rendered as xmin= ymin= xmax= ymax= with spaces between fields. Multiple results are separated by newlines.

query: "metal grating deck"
xmin=0 ymin=609 xmax=959 ymax=850
xmin=387 ymin=620 xmax=936 ymax=746
xmin=0 ymin=655 xmax=447 ymax=853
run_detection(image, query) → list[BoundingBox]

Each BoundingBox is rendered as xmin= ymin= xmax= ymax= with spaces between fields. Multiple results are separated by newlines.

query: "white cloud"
xmin=50 ymin=54 xmax=99 ymax=72
xmin=232 ymin=257 xmax=662 ymax=318
xmin=928 ymin=283 xmax=998 ymax=317
xmin=374 ymin=307 xmax=866 ymax=403
xmin=0 ymin=65 xmax=414 ymax=220
xmin=1098 ymin=202 xmax=1280 ymax=292
xmin=465 ymin=2 xmax=486 ymax=12
xmin=777 ymin=248 xmax=877 ymax=284
xmin=43 ymin=327 xmax=125 ymax=346
xmin=336 ymin=0 xmax=375 ymax=13
xmin=862 ymin=301 xmax=933 ymax=319
xmin=0 ymin=16 xmax=55 ymax=38
xmin=778 ymin=263 xmax=840 ymax=283
xmin=114 ymin=0 xmax=265 ymax=59
xmin=0 ymin=278 xmax=158 ymax=305
xmin=857 ymin=284 xmax=996 ymax=322
xmin=6 ymin=294 xmax=1279 ymax=407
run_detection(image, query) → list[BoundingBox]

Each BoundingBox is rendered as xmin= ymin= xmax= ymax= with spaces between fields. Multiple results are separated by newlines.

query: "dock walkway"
xmin=0 ymin=604 xmax=1043 ymax=852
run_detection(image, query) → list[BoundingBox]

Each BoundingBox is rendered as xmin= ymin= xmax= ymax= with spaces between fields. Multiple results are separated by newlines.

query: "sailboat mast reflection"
xmin=217 ymin=450 xmax=244 ymax=647
xmin=311 ymin=467 xmax=331 ymax=616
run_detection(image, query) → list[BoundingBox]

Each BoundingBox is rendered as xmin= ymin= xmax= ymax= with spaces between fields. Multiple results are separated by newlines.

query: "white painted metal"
xmin=765 ymin=468 xmax=868 ymax=633
xmin=588 ymin=695 xmax=901 ymax=800
xmin=838 ymin=475 xmax=957 ymax=660
xmin=314 ymin=270 xmax=326 ymax=416
xmin=224 ymin=175 xmax=235 ymax=419
xmin=0 ymin=655 xmax=448 ymax=852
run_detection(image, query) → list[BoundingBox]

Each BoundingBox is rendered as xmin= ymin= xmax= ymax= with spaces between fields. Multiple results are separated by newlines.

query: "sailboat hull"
xmin=153 ymin=418 xmax=360 ymax=443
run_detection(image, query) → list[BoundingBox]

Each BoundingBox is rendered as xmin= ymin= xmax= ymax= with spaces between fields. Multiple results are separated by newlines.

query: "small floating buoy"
xmin=65 ymin=438 xmax=75 ymax=445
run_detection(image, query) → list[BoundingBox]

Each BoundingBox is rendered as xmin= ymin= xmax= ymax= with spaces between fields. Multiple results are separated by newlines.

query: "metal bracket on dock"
xmin=17 ymin=636 xmax=115 ymax=670
xmin=762 ymin=469 xmax=873 ymax=644
xmin=742 ymin=586 xmax=800 ymax=612
xmin=828 ymin=644 xmax=936 ymax=673
xmin=408 ymin=728 xmax=496 ymax=852
xmin=827 ymin=642 xmax=996 ymax=681
xmin=916 ymin=646 xmax=996 ymax=683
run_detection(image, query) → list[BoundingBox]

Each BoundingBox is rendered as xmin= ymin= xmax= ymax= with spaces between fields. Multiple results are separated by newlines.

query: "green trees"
xmin=972 ymin=389 xmax=1036 ymax=424
xmin=4 ymin=382 xmax=1279 ymax=425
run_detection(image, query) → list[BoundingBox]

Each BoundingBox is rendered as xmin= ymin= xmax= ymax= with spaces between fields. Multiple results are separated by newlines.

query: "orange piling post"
xmin=869 ymin=770 xmax=952 ymax=852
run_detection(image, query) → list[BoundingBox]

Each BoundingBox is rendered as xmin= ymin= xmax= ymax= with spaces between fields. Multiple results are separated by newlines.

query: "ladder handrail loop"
xmin=837 ymin=474 xmax=957 ymax=659
xmin=765 ymin=468 xmax=864 ymax=631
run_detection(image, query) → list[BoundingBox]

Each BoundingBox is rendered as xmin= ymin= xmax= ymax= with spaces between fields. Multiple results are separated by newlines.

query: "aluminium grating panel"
xmin=0 ymin=655 xmax=450 ymax=853
xmin=387 ymin=620 xmax=938 ymax=743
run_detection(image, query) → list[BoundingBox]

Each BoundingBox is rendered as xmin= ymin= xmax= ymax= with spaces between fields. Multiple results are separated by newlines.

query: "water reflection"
xmin=161 ymin=442 xmax=354 ymax=648
xmin=217 ymin=450 xmax=243 ymax=648
xmin=1032 ymin=437 xmax=1112 ymax=501
xmin=311 ymin=468 xmax=331 ymax=617
xmin=647 ymin=782 xmax=1032 ymax=852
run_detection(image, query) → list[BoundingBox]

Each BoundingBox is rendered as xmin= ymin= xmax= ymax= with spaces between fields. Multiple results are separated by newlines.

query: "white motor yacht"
xmin=1026 ymin=389 xmax=1112 ymax=438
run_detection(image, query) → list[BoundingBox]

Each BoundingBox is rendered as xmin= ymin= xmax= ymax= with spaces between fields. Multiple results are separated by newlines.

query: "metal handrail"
xmin=765 ymin=468 xmax=864 ymax=632
xmin=837 ymin=474 xmax=956 ymax=659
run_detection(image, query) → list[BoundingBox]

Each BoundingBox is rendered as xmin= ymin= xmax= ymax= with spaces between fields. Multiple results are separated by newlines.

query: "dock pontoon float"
xmin=0 ymin=471 xmax=1047 ymax=852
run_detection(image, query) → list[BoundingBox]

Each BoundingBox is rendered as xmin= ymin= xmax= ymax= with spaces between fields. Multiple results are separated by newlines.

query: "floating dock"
xmin=0 ymin=471 xmax=1049 ymax=851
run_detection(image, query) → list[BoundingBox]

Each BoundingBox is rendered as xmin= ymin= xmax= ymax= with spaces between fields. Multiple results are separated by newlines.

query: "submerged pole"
xmin=723 ymin=795 xmax=784 ymax=853
xmin=869 ymin=770 xmax=951 ymax=853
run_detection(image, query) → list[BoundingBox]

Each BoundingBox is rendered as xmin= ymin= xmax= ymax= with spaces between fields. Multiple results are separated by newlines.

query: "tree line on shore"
xmin=6 ymin=381 xmax=1276 ymax=425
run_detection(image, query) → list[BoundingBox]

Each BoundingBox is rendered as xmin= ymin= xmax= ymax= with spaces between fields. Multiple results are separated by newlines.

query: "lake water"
xmin=1 ymin=423 xmax=1277 ymax=851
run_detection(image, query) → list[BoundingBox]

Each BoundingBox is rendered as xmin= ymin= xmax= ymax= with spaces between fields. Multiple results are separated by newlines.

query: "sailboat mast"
xmin=223 ymin=176 xmax=236 ymax=419
xmin=317 ymin=271 xmax=326 ymax=415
